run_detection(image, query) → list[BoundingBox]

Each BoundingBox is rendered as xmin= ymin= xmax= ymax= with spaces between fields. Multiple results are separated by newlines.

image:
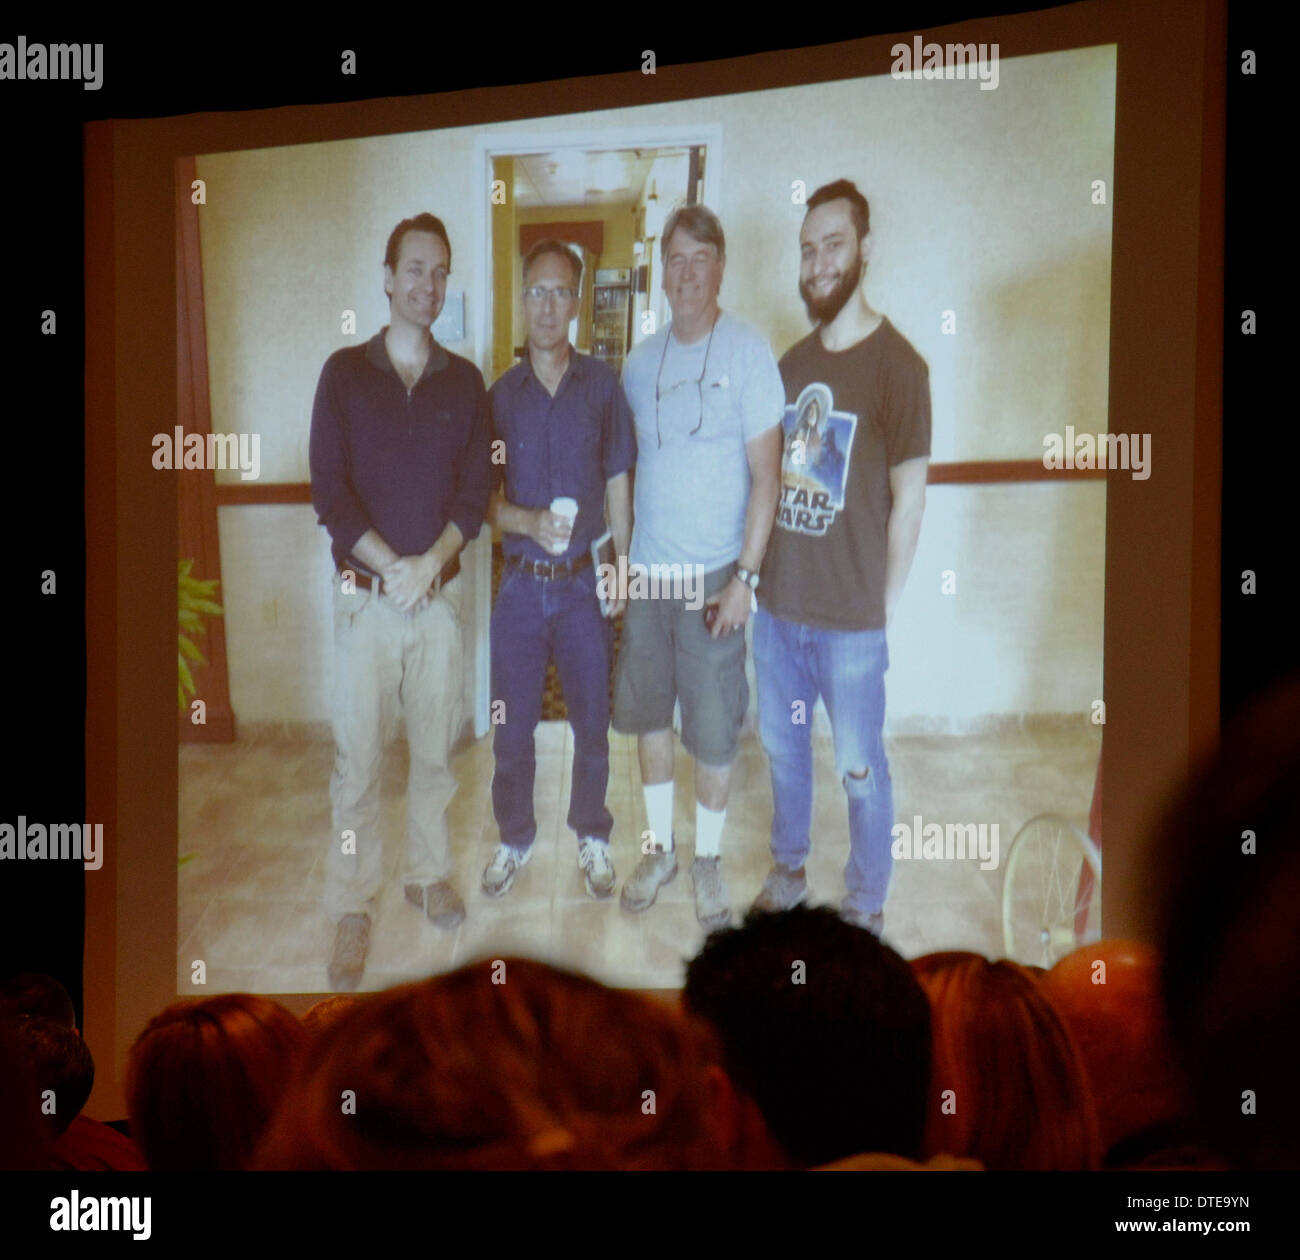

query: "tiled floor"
xmin=178 ymin=722 xmax=1101 ymax=994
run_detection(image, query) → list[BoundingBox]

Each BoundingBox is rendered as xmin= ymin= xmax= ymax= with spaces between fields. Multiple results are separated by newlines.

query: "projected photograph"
xmin=175 ymin=43 xmax=1113 ymax=995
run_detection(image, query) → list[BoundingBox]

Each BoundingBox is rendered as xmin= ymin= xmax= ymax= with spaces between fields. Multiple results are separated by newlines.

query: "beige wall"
xmin=196 ymin=43 xmax=1113 ymax=726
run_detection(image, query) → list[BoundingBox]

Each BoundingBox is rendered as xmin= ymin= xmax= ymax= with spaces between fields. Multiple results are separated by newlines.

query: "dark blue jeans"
xmin=753 ymin=606 xmax=894 ymax=916
xmin=490 ymin=564 xmax=614 ymax=850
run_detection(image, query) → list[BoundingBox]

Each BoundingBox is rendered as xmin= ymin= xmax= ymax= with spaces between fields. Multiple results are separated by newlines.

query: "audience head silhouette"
xmin=300 ymin=994 xmax=362 ymax=1039
xmin=1042 ymin=940 xmax=1203 ymax=1166
xmin=0 ymin=971 xmax=77 ymax=1029
xmin=254 ymin=957 xmax=767 ymax=1170
xmin=0 ymin=1015 xmax=54 ymax=1169
xmin=1151 ymin=670 xmax=1300 ymax=1170
xmin=912 ymin=950 xmax=1100 ymax=1170
xmin=683 ymin=905 xmax=932 ymax=1167
xmin=9 ymin=1015 xmax=94 ymax=1137
xmin=126 ymin=993 xmax=305 ymax=1170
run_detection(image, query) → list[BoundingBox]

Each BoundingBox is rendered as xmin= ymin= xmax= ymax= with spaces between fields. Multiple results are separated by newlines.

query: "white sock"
xmin=695 ymin=801 xmax=726 ymax=859
xmin=643 ymin=781 xmax=674 ymax=853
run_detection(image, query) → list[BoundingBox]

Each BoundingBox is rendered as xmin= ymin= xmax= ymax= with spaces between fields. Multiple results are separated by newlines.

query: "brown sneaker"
xmin=751 ymin=863 xmax=808 ymax=913
xmin=690 ymin=856 xmax=732 ymax=930
xmin=619 ymin=847 xmax=677 ymax=913
xmin=327 ymin=913 xmax=371 ymax=991
xmin=405 ymin=881 xmax=466 ymax=929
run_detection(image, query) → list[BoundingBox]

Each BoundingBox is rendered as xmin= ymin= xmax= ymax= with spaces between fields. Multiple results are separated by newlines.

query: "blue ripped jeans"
xmin=753 ymin=606 xmax=894 ymax=916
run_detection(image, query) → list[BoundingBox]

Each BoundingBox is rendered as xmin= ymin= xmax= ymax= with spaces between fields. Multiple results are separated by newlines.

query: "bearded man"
xmin=751 ymin=180 xmax=931 ymax=938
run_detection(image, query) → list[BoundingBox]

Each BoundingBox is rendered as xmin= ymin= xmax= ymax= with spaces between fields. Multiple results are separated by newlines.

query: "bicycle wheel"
xmin=1001 ymin=814 xmax=1102 ymax=967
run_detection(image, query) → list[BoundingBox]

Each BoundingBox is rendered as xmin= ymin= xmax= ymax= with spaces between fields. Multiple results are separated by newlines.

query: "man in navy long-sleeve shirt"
xmin=482 ymin=239 xmax=635 ymax=903
xmin=309 ymin=213 xmax=491 ymax=991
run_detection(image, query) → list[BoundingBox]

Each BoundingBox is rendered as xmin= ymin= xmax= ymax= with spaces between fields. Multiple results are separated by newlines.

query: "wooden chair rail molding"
xmin=212 ymin=460 xmax=1106 ymax=506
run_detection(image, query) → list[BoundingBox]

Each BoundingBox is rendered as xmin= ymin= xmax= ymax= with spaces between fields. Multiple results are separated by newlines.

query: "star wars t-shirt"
xmin=759 ymin=317 xmax=930 ymax=630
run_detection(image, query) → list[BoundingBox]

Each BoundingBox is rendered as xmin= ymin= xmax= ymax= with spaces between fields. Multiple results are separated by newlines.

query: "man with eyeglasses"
xmin=751 ymin=180 xmax=930 ymax=938
xmin=613 ymin=204 xmax=784 ymax=929
xmin=310 ymin=213 xmax=492 ymax=989
xmin=481 ymin=239 xmax=635 ymax=900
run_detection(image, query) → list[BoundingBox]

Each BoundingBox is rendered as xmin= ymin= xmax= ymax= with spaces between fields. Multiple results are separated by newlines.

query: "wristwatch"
xmin=736 ymin=565 xmax=760 ymax=613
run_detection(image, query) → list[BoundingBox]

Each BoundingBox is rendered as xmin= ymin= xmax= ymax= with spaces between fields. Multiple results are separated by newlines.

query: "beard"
xmin=799 ymin=248 xmax=862 ymax=325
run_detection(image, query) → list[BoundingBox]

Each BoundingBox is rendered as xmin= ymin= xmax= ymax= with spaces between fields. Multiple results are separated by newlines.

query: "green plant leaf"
xmin=179 ymin=557 xmax=223 ymax=703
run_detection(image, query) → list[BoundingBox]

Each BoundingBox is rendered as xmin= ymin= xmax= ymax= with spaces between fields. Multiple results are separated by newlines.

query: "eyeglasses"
xmin=523 ymin=286 xmax=576 ymax=304
xmin=654 ymin=311 xmax=720 ymax=449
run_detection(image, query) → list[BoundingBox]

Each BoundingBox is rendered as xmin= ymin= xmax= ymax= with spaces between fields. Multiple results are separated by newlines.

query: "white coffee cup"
xmin=549 ymin=497 xmax=579 ymax=555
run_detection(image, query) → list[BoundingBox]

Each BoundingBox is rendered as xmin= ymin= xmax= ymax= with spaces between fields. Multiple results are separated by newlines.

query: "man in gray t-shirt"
xmin=623 ymin=309 xmax=783 ymax=571
xmin=612 ymin=204 xmax=784 ymax=931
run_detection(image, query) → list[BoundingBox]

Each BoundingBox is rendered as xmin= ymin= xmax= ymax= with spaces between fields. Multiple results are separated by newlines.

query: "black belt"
xmin=507 ymin=552 xmax=592 ymax=580
xmin=342 ymin=554 xmax=460 ymax=596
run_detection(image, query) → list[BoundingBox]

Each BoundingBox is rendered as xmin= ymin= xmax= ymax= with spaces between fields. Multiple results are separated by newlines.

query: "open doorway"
xmin=488 ymin=141 xmax=712 ymax=381
xmin=467 ymin=128 xmax=722 ymax=733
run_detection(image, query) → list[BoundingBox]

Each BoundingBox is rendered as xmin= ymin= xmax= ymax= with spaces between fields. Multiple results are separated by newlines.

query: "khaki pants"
xmin=323 ymin=574 xmax=464 ymax=922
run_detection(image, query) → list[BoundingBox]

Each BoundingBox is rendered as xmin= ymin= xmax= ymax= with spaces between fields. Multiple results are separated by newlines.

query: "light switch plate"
xmin=434 ymin=291 xmax=465 ymax=343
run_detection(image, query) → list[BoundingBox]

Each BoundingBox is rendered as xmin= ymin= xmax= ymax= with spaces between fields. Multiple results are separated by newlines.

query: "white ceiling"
xmin=513 ymin=147 xmax=690 ymax=208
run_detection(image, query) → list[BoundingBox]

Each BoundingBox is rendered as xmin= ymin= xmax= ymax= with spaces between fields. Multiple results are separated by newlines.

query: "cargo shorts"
xmin=611 ymin=562 xmax=749 ymax=765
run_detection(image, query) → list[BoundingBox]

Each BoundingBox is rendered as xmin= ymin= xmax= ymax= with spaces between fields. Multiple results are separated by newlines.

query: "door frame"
xmin=469 ymin=125 xmax=724 ymax=736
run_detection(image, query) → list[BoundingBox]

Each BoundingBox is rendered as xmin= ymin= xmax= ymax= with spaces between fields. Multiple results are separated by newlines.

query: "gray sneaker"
xmin=691 ymin=856 xmax=732 ymax=930
xmin=619 ymin=846 xmax=677 ymax=912
xmin=577 ymin=837 xmax=616 ymax=899
xmin=481 ymin=844 xmax=532 ymax=897
xmin=327 ymin=913 xmax=370 ymax=991
xmin=406 ymin=880 xmax=466 ymax=929
xmin=752 ymin=862 xmax=808 ymax=913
